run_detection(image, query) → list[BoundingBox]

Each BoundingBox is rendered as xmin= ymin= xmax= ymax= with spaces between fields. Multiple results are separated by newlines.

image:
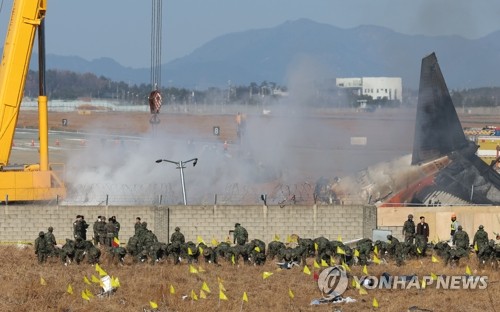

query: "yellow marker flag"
xmin=431 ymin=272 xmax=438 ymax=281
xmin=67 ymin=284 xmax=73 ymax=295
xmin=219 ymin=282 xmax=226 ymax=292
xmin=288 ymin=289 xmax=295 ymax=299
xmin=417 ymin=247 xmax=422 ymax=254
xmin=303 ymin=265 xmax=311 ymax=275
xmin=198 ymin=266 xmax=206 ymax=273
xmin=431 ymin=255 xmax=439 ymax=263
xmin=359 ymin=287 xmax=368 ymax=295
xmin=197 ymin=235 xmax=205 ymax=244
xmin=170 ymin=284 xmax=176 ymax=294
xmin=314 ymin=260 xmax=320 ymax=268
xmin=330 ymin=256 xmax=336 ymax=266
xmin=189 ymin=265 xmax=199 ymax=274
xmin=219 ymin=290 xmax=228 ymax=301
xmin=111 ymin=276 xmax=120 ymax=288
xmin=85 ymin=289 xmax=94 ymax=299
xmin=95 ymin=263 xmax=107 ymax=277
xmin=342 ymin=261 xmax=351 ymax=272
xmin=373 ymin=297 xmax=379 ymax=308
xmin=150 ymin=301 xmax=158 ymax=309
xmin=373 ymin=255 xmax=381 ymax=265
xmin=354 ymin=249 xmax=360 ymax=257
xmin=200 ymin=290 xmax=207 ymax=299
xmin=242 ymin=292 xmax=248 ymax=302
xmin=199 ymin=247 xmax=204 ymax=254
xmin=218 ymin=276 xmax=225 ymax=285
xmin=81 ymin=290 xmax=90 ymax=301
xmin=336 ymin=246 xmax=345 ymax=255
xmin=91 ymin=275 xmax=100 ymax=283
xmin=40 ymin=277 xmax=47 ymax=286
xmin=321 ymin=259 xmax=328 ymax=267
xmin=211 ymin=238 xmax=219 ymax=246
xmin=337 ymin=234 xmax=342 ymax=242
xmin=421 ymin=278 xmax=426 ymax=289
xmin=188 ymin=247 xmax=193 ymax=256
xmin=231 ymin=254 xmax=236 ymax=265
xmin=263 ymin=272 xmax=273 ymax=279
xmin=363 ymin=265 xmax=368 ymax=275
xmin=374 ymin=245 xmax=379 ymax=255
xmin=353 ymin=279 xmax=361 ymax=289
xmin=202 ymin=281 xmax=211 ymax=293
xmin=474 ymin=243 xmax=478 ymax=252
xmin=191 ymin=289 xmax=198 ymax=301
xmin=274 ymin=234 xmax=280 ymax=241
xmin=254 ymin=246 xmax=261 ymax=252
xmin=83 ymin=276 xmax=91 ymax=285
xmin=314 ymin=243 xmax=318 ymax=251
xmin=466 ymin=265 xmax=472 ymax=275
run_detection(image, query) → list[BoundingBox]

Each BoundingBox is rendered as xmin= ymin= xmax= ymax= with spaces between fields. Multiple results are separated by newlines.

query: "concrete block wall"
xmin=0 ymin=204 xmax=376 ymax=245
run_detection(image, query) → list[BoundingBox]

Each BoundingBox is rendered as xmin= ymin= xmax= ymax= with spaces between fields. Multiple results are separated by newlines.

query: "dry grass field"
xmin=9 ymin=109 xmax=500 ymax=311
xmin=3 ymin=244 xmax=500 ymax=312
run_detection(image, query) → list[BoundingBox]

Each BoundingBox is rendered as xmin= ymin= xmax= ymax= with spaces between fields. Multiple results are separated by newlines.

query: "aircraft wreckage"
xmin=316 ymin=53 xmax=500 ymax=207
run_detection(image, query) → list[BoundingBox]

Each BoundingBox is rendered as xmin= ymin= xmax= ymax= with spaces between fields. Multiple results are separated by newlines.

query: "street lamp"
xmin=155 ymin=158 xmax=198 ymax=205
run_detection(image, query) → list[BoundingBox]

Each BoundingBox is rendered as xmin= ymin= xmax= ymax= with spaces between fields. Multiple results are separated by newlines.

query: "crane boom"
xmin=0 ymin=0 xmax=65 ymax=202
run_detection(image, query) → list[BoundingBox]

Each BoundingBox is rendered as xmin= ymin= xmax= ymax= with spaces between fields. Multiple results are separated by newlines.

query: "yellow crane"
xmin=0 ymin=0 xmax=65 ymax=202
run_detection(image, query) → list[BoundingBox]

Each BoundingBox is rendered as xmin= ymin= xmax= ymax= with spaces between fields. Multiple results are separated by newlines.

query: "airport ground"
xmin=6 ymin=108 xmax=500 ymax=311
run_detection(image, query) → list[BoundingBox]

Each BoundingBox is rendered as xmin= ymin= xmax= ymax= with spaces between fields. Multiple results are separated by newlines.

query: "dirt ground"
xmin=3 ymin=245 xmax=499 ymax=312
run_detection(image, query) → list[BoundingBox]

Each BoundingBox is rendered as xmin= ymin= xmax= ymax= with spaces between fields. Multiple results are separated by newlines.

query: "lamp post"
xmin=155 ymin=158 xmax=198 ymax=205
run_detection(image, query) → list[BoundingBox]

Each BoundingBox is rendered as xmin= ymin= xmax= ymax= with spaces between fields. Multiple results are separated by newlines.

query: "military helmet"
xmin=479 ymin=225 xmax=484 ymax=229
xmin=235 ymin=223 xmax=240 ymax=227
xmin=48 ymin=226 xmax=53 ymax=232
xmin=175 ymin=227 xmax=180 ymax=231
xmin=408 ymin=214 xmax=413 ymax=219
xmin=458 ymin=225 xmax=463 ymax=230
xmin=39 ymin=231 xmax=44 ymax=237
xmin=387 ymin=234 xmax=393 ymax=240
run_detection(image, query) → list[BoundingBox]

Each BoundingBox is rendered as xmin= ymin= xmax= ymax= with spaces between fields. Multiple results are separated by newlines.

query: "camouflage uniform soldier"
xmin=357 ymin=238 xmax=373 ymax=265
xmin=111 ymin=216 xmax=120 ymax=238
xmin=85 ymin=241 xmax=101 ymax=265
xmin=104 ymin=218 xmax=116 ymax=247
xmin=170 ymin=227 xmax=185 ymax=245
xmin=198 ymin=243 xmax=218 ymax=264
xmin=451 ymin=225 xmax=470 ymax=265
xmin=477 ymin=240 xmax=495 ymax=268
xmin=386 ymin=235 xmax=400 ymax=257
xmin=233 ymin=223 xmax=248 ymax=246
xmin=126 ymin=235 xmax=140 ymax=262
xmin=402 ymin=214 xmax=416 ymax=244
xmin=97 ymin=217 xmax=107 ymax=246
xmin=60 ymin=239 xmax=76 ymax=265
xmin=267 ymin=241 xmax=285 ymax=260
xmin=74 ymin=237 xmax=87 ymax=264
xmin=134 ymin=217 xmax=142 ymax=234
xmin=45 ymin=226 xmax=57 ymax=257
xmin=35 ymin=232 xmax=49 ymax=264
xmin=472 ymin=225 xmax=489 ymax=253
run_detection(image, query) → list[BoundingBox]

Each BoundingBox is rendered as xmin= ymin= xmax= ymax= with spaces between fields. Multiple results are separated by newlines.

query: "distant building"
xmin=336 ymin=77 xmax=402 ymax=102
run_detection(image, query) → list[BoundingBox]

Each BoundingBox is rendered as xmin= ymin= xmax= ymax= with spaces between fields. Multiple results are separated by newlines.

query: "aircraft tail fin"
xmin=411 ymin=52 xmax=469 ymax=165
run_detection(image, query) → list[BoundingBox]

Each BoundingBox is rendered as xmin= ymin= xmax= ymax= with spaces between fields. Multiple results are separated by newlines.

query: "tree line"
xmin=23 ymin=69 xmax=500 ymax=108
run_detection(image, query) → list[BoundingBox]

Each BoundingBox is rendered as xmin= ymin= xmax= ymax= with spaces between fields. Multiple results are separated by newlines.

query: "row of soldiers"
xmin=35 ymin=218 xmax=500 ymax=270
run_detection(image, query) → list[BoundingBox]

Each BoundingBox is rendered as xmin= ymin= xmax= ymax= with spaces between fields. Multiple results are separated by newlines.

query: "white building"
xmin=336 ymin=77 xmax=402 ymax=101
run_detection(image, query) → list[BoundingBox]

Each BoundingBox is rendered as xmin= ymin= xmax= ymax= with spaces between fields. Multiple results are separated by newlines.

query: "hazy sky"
xmin=1 ymin=0 xmax=499 ymax=69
